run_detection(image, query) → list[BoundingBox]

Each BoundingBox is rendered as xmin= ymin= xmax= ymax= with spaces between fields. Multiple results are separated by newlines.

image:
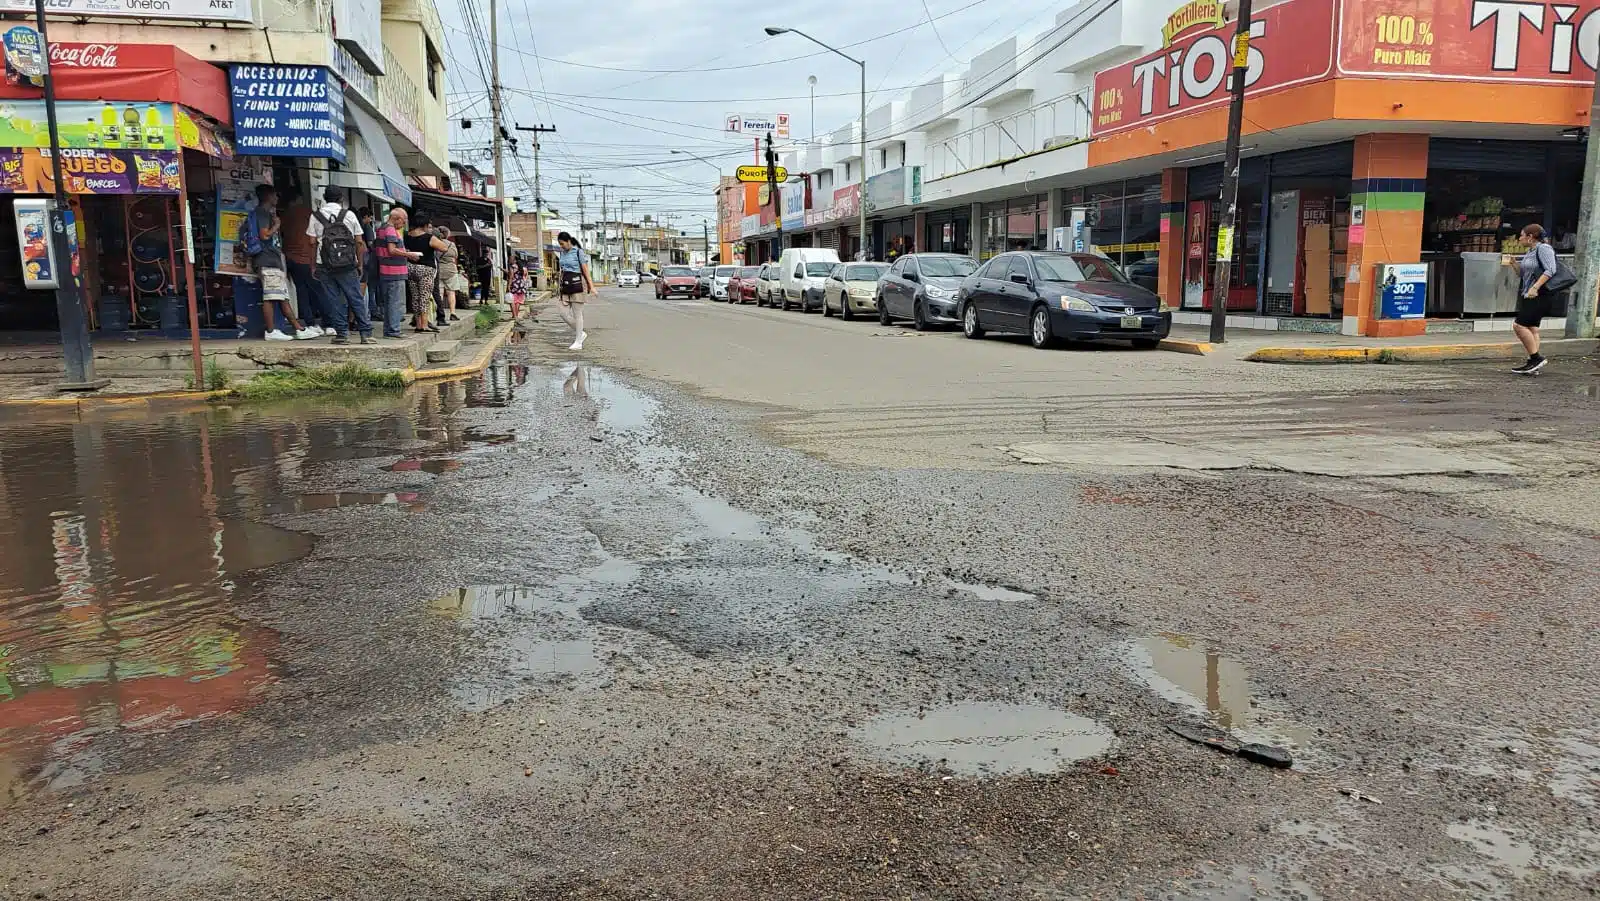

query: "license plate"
xmin=1120 ymin=315 xmax=1142 ymax=329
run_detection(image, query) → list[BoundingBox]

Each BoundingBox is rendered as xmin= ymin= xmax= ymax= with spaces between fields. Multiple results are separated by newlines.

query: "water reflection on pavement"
xmin=0 ymin=370 xmax=529 ymax=805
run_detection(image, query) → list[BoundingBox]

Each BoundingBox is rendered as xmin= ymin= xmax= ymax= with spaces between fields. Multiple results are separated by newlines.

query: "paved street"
xmin=2 ymin=287 xmax=1598 ymax=899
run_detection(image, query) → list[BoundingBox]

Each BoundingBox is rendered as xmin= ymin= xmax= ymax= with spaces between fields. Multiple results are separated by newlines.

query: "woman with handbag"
xmin=556 ymin=231 xmax=595 ymax=351
xmin=1511 ymin=224 xmax=1572 ymax=374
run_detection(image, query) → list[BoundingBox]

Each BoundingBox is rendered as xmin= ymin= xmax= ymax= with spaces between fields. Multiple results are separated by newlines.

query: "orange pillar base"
xmin=1364 ymin=318 xmax=1427 ymax=338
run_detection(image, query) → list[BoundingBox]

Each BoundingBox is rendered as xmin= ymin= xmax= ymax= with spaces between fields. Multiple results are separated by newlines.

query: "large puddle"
xmin=0 ymin=378 xmax=507 ymax=805
xmin=1127 ymin=632 xmax=1315 ymax=752
xmin=852 ymin=702 xmax=1115 ymax=776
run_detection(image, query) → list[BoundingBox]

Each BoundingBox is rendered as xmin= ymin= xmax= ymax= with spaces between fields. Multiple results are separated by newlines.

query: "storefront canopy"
xmin=328 ymin=101 xmax=412 ymax=206
xmin=410 ymin=186 xmax=499 ymax=224
xmin=0 ymin=43 xmax=232 ymax=125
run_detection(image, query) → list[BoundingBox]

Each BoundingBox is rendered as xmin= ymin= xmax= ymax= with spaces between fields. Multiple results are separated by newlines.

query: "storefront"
xmin=1088 ymin=0 xmax=1600 ymax=336
xmin=923 ymin=207 xmax=970 ymax=256
xmin=978 ymin=195 xmax=1047 ymax=259
xmin=0 ymin=42 xmax=237 ymax=333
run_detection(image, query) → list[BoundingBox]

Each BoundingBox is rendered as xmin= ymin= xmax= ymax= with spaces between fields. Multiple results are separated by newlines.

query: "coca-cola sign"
xmin=50 ymin=43 xmax=118 ymax=68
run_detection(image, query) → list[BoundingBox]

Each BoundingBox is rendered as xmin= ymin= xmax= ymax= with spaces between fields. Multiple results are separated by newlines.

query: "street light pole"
xmin=33 ymin=0 xmax=99 ymax=389
xmin=808 ymin=75 xmax=817 ymax=146
xmin=765 ymin=27 xmax=865 ymax=261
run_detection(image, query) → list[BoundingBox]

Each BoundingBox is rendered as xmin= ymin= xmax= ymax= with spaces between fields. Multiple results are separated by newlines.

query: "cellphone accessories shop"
xmin=1089 ymin=0 xmax=1600 ymax=337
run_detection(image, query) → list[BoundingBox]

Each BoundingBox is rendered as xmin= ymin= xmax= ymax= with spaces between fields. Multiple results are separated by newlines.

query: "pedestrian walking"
xmin=374 ymin=207 xmax=419 ymax=339
xmin=309 ymin=188 xmax=372 ymax=345
xmin=242 ymin=184 xmax=315 ymax=341
xmin=1512 ymin=223 xmax=1565 ymax=374
xmin=405 ymin=212 xmax=452 ymax=333
xmin=556 ymin=231 xmax=595 ymax=350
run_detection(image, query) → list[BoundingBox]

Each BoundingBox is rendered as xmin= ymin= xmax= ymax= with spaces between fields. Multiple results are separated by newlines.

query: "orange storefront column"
xmin=1344 ymin=134 xmax=1429 ymax=337
xmin=1158 ymin=167 xmax=1187 ymax=309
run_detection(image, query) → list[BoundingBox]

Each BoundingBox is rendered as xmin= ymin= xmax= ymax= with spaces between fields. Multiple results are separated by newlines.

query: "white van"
xmin=775 ymin=247 xmax=842 ymax=312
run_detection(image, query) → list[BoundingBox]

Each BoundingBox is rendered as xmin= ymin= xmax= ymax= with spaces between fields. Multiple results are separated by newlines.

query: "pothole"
xmin=852 ymin=702 xmax=1114 ymax=776
xmin=1126 ymin=632 xmax=1315 ymax=752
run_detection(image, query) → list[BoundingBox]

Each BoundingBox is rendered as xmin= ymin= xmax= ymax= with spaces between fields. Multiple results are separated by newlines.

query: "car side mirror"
xmin=904 ymin=272 xmax=919 ymax=283
xmin=1009 ymin=273 xmax=1031 ymax=286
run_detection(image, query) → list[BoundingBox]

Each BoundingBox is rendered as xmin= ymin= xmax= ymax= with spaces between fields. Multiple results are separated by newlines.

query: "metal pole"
xmin=1569 ymin=74 xmax=1600 ymax=338
xmin=34 ymin=0 xmax=98 ymax=388
xmin=1207 ymin=0 xmax=1254 ymax=344
xmin=177 ymin=166 xmax=203 ymax=388
xmin=489 ymin=0 xmax=506 ymax=300
xmin=514 ymin=124 xmax=556 ymax=290
xmin=858 ymin=60 xmax=867 ymax=262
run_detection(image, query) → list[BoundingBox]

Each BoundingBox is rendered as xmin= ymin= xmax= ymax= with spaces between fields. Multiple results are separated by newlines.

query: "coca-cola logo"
xmin=49 ymin=44 xmax=119 ymax=68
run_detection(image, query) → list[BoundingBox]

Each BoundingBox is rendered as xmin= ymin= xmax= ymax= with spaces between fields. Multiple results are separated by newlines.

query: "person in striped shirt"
xmin=374 ymin=207 xmax=420 ymax=338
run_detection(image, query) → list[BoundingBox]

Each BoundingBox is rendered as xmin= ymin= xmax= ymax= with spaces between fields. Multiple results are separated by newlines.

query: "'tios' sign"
xmin=1092 ymin=0 xmax=1336 ymax=137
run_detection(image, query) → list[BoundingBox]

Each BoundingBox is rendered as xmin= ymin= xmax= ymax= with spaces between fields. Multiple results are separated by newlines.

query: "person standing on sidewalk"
xmin=405 ymin=211 xmax=452 ymax=333
xmin=556 ymin=232 xmax=595 ymax=351
xmin=434 ymin=225 xmax=463 ymax=323
xmin=375 ymin=207 xmax=420 ymax=338
xmin=1512 ymin=223 xmax=1559 ymax=374
xmin=280 ymin=187 xmax=331 ymax=336
xmin=244 ymin=184 xmax=315 ymax=341
xmin=309 ymin=188 xmax=371 ymax=344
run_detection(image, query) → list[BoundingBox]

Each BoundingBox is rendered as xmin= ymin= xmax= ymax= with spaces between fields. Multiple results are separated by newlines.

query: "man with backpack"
xmin=308 ymin=187 xmax=371 ymax=345
xmin=242 ymin=184 xmax=315 ymax=341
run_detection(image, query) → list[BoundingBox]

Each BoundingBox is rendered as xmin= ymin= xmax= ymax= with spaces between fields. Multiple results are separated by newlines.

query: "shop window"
xmin=427 ymin=41 xmax=443 ymax=99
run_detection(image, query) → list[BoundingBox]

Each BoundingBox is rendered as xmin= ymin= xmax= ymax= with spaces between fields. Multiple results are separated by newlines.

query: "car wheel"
xmin=962 ymin=302 xmax=985 ymax=339
xmin=1132 ymin=337 xmax=1161 ymax=349
xmin=840 ymin=293 xmax=854 ymax=321
xmin=912 ymin=298 xmax=928 ymax=331
xmin=878 ymin=294 xmax=892 ymax=326
xmin=755 ymin=291 xmax=765 ymax=308
xmin=823 ymin=292 xmax=835 ymax=317
xmin=1030 ymin=304 xmax=1056 ymax=349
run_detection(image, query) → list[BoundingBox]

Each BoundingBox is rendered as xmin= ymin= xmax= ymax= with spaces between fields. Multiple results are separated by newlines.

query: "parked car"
xmin=822 ymin=262 xmax=889 ymax=320
xmin=1124 ymin=257 xmax=1159 ymax=293
xmin=616 ymin=269 xmax=640 ymax=288
xmin=696 ymin=267 xmax=713 ymax=298
xmin=773 ymin=247 xmax=841 ymax=311
xmin=756 ymin=264 xmax=784 ymax=307
xmin=957 ymin=251 xmax=1171 ymax=349
xmin=736 ymin=265 xmax=762 ymax=303
xmin=710 ymin=265 xmax=736 ymax=301
xmin=877 ymin=253 xmax=978 ymax=330
xmin=726 ymin=268 xmax=750 ymax=304
xmin=656 ymin=265 xmax=699 ymax=299
xmin=639 ymin=271 xmax=658 ymax=283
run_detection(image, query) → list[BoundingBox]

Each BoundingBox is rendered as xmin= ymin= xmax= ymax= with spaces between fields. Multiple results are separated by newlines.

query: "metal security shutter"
xmin=1430 ymin=139 xmax=1546 ymax=173
xmin=1188 ymin=164 xmax=1223 ymax=198
xmin=1270 ymin=142 xmax=1353 ymax=177
xmin=818 ymin=228 xmax=838 ymax=250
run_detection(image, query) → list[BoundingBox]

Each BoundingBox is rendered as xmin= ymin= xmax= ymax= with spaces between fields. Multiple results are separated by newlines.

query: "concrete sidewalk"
xmin=1162 ymin=324 xmax=1599 ymax=363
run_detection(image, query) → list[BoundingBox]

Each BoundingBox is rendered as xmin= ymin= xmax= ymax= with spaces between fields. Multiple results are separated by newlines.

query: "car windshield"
xmin=1032 ymin=255 xmax=1130 ymax=284
xmin=663 ymin=267 xmax=692 ymax=277
xmin=715 ymin=266 xmax=735 ymax=276
xmin=805 ymin=262 xmax=836 ymax=277
xmin=844 ymin=264 xmax=887 ymax=280
xmin=741 ymin=267 xmax=760 ymax=277
xmin=919 ymin=257 xmax=978 ymax=278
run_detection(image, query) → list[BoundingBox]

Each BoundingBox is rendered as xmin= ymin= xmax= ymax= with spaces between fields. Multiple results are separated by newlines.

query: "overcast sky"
xmin=438 ymin=0 xmax=1064 ymax=231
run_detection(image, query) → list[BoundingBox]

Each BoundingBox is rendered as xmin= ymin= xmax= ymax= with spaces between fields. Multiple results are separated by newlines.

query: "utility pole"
xmin=489 ymin=0 xmax=506 ymax=300
xmin=514 ymin=124 xmax=556 ymax=288
xmin=765 ymin=130 xmax=783 ymax=257
xmin=33 ymin=0 xmax=100 ymax=389
xmin=567 ymin=177 xmax=591 ymax=247
xmin=1570 ymin=76 xmax=1600 ymax=338
xmin=1207 ymin=0 xmax=1254 ymax=344
xmin=620 ymin=198 xmax=639 ymax=272
xmin=599 ymin=183 xmax=608 ymax=283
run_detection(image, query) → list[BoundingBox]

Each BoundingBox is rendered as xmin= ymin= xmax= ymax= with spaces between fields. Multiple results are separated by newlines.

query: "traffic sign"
xmin=737 ymin=165 xmax=787 ymax=183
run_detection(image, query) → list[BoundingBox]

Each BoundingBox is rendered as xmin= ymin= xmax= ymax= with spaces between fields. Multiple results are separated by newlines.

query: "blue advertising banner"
xmin=1378 ymin=263 xmax=1428 ymax=319
xmin=228 ymin=65 xmax=346 ymax=163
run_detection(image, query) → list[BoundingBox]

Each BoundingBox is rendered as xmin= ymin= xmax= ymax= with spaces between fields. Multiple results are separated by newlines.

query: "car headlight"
xmin=1158 ymin=300 xmax=1172 ymax=313
xmin=925 ymin=285 xmax=950 ymax=299
xmin=1060 ymin=296 xmax=1095 ymax=312
xmin=850 ymin=286 xmax=872 ymax=297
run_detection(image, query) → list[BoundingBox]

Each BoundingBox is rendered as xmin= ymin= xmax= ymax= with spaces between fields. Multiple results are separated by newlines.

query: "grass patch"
xmin=184 ymin=359 xmax=233 ymax=392
xmin=1373 ymin=349 xmax=1397 ymax=364
xmin=475 ymin=305 xmax=501 ymax=331
xmin=227 ymin=362 xmax=406 ymax=401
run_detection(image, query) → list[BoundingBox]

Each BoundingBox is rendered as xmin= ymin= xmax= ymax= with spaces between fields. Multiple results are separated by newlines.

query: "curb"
xmin=0 ymin=387 xmax=228 ymax=411
xmin=1247 ymin=338 xmax=1599 ymax=364
xmin=1157 ymin=338 xmax=1212 ymax=356
xmin=409 ymin=317 xmax=517 ymax=382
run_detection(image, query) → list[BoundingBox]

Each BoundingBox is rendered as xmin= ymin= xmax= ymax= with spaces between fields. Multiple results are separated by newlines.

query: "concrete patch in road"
xmin=852 ymin=702 xmax=1114 ymax=776
xmin=1005 ymin=434 xmax=1526 ymax=477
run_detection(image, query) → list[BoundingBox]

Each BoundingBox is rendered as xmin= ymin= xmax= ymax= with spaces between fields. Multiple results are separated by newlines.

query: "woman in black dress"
xmin=405 ymin=211 xmax=453 ymax=332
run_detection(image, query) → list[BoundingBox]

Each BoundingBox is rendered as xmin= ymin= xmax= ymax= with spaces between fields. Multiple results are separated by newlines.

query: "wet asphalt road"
xmin=1 ymin=289 xmax=1598 ymax=900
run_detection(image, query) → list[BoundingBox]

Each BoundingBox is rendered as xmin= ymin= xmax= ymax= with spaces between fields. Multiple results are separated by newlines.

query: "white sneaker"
xmin=568 ymin=330 xmax=587 ymax=351
xmin=264 ymin=329 xmax=293 ymax=342
xmin=293 ymin=327 xmax=320 ymax=340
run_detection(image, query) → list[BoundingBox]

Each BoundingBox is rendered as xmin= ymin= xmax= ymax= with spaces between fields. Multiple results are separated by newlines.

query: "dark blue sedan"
xmin=956 ymin=251 xmax=1172 ymax=349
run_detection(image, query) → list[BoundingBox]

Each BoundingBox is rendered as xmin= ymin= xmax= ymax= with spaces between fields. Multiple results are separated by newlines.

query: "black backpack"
xmin=313 ymin=205 xmax=359 ymax=271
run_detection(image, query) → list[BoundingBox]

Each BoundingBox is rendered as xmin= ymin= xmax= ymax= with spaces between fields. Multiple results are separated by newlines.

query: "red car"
xmin=655 ymin=266 xmax=700 ymax=299
xmin=736 ymin=265 xmax=761 ymax=303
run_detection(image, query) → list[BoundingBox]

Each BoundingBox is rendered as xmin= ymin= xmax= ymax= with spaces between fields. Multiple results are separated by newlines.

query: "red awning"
xmin=0 ymin=43 xmax=231 ymax=125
